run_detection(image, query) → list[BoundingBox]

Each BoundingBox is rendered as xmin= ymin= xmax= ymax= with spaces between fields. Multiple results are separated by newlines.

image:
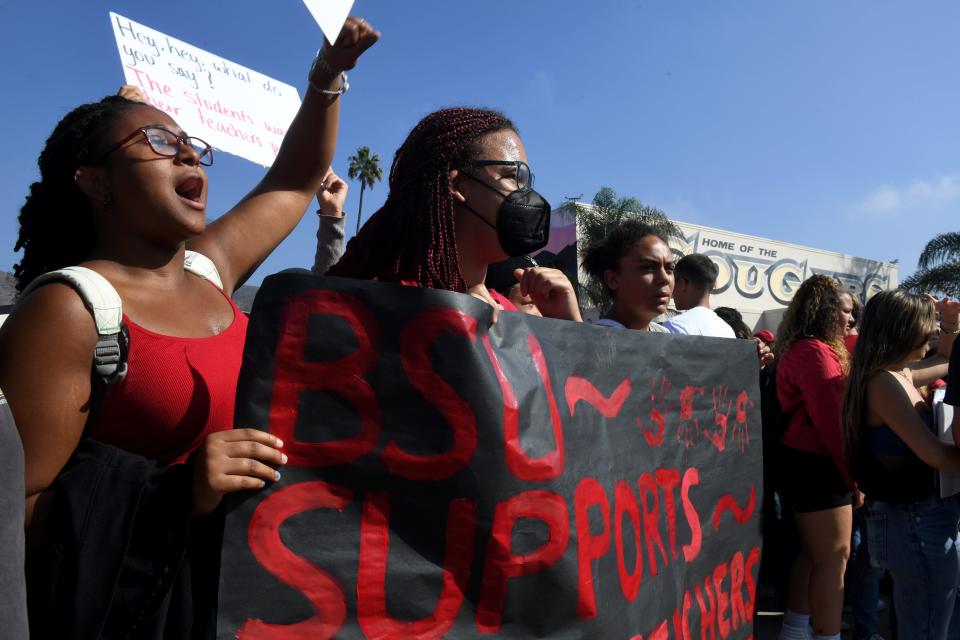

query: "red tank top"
xmin=86 ymin=285 xmax=248 ymax=464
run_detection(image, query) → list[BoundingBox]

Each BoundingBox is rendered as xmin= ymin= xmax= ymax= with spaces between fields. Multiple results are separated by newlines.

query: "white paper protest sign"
xmin=302 ymin=0 xmax=354 ymax=46
xmin=109 ymin=12 xmax=301 ymax=167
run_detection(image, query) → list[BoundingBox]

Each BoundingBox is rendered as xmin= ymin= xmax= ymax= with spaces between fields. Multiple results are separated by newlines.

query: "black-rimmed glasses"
xmin=91 ymin=126 xmax=214 ymax=166
xmin=470 ymin=160 xmax=533 ymax=191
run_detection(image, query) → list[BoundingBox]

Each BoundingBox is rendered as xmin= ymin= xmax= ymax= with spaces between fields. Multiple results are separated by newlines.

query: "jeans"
xmin=848 ymin=508 xmax=883 ymax=639
xmin=866 ymin=495 xmax=960 ymax=640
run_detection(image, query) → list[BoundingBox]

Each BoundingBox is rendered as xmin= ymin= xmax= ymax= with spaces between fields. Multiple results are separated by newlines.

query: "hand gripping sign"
xmin=217 ymin=273 xmax=763 ymax=640
xmin=109 ymin=12 xmax=301 ymax=168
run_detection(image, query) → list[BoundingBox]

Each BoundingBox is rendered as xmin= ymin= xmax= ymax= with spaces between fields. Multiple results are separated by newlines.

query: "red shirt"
xmin=778 ymin=338 xmax=848 ymax=479
xmin=844 ymin=333 xmax=858 ymax=355
xmin=489 ymin=289 xmax=519 ymax=312
xmin=87 ymin=288 xmax=248 ymax=464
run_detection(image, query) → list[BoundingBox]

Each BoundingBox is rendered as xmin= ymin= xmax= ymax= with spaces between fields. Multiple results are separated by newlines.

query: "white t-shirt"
xmin=593 ymin=318 xmax=668 ymax=332
xmin=661 ymin=306 xmax=736 ymax=338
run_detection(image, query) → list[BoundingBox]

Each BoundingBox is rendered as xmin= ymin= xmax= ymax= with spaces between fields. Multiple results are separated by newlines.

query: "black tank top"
xmin=856 ymin=410 xmax=937 ymax=503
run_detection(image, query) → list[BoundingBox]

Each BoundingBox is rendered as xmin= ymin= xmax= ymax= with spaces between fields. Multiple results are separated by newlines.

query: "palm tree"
xmin=901 ymin=231 xmax=960 ymax=296
xmin=347 ymin=146 xmax=384 ymax=234
xmin=574 ymin=186 xmax=682 ymax=311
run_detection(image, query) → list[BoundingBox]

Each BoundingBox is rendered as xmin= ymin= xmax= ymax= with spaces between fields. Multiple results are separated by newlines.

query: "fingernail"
xmin=275 ymin=471 xmax=282 ymax=481
xmin=281 ymin=453 xmax=288 ymax=464
xmin=276 ymin=438 xmax=284 ymax=448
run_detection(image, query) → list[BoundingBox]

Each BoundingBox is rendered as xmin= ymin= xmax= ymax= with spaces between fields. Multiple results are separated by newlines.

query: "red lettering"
xmin=476 ymin=491 xmax=570 ymax=633
xmin=384 ymin=308 xmax=478 ymax=480
xmin=614 ymin=480 xmax=643 ymax=601
xmin=628 ymin=619 xmax=670 ymax=640
xmin=574 ymin=478 xmax=611 ymax=619
xmin=675 ymin=590 xmax=693 ymax=640
xmin=743 ymin=546 xmax=761 ymax=616
xmin=681 ymin=468 xmax=702 ymax=563
xmin=125 ymin=65 xmax=171 ymax=94
xmin=695 ymin=578 xmax=717 ymax=640
xmin=729 ymin=551 xmax=746 ymax=630
xmin=239 ymin=482 xmax=351 ymax=639
xmin=565 ymin=376 xmax=631 ymax=418
xmin=649 ymin=620 xmax=670 ymax=640
xmin=637 ymin=473 xmax=668 ymax=576
xmin=481 ymin=334 xmax=564 ymax=481
xmin=655 ymin=468 xmax=681 ymax=560
xmin=357 ymin=492 xmax=476 ymax=638
xmin=712 ymin=485 xmax=756 ymax=530
xmin=713 ymin=563 xmax=730 ymax=639
xmin=269 ymin=290 xmax=381 ymax=467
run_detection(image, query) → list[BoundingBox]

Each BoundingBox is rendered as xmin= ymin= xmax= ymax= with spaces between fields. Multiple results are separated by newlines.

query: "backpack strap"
xmin=184 ymin=250 xmax=224 ymax=290
xmin=19 ymin=252 xmax=223 ymax=388
xmin=21 ymin=266 xmax=128 ymax=386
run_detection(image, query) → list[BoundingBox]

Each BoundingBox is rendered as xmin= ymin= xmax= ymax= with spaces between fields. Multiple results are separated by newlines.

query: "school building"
xmin=547 ymin=202 xmax=900 ymax=332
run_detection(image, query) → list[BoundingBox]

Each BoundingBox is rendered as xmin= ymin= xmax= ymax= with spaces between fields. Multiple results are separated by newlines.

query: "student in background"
xmin=311 ymin=168 xmax=349 ymax=275
xmin=662 ymin=253 xmax=735 ymax=338
xmin=716 ymin=306 xmax=754 ymax=340
xmin=776 ymin=274 xmax=854 ymax=640
xmin=580 ymin=220 xmax=674 ymax=332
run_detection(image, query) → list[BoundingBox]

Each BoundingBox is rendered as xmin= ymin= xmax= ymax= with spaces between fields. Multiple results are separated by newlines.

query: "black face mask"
xmin=461 ymin=174 xmax=551 ymax=257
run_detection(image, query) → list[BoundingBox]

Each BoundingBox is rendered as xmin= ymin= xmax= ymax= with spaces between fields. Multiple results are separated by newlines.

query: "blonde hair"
xmin=841 ymin=289 xmax=936 ymax=475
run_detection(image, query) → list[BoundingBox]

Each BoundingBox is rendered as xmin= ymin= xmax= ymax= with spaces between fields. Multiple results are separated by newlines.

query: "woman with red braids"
xmin=329 ymin=108 xmax=581 ymax=321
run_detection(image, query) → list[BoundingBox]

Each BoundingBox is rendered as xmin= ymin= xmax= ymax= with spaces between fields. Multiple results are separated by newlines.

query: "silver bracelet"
xmin=308 ymin=49 xmax=349 ymax=96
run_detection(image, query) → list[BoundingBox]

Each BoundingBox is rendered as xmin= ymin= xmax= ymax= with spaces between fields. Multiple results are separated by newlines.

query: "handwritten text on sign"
xmin=108 ymin=12 xmax=301 ymax=167
xmin=218 ymin=275 xmax=763 ymax=639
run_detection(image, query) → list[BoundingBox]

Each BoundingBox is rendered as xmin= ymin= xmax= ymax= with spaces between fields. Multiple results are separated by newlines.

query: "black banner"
xmin=217 ymin=273 xmax=762 ymax=639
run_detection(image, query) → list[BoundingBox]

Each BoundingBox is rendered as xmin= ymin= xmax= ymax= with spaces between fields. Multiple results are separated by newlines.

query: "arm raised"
xmin=189 ymin=17 xmax=379 ymax=293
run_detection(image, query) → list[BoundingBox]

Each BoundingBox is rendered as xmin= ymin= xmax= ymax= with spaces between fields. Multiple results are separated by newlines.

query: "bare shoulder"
xmin=0 ymin=282 xmax=98 ymax=377
xmin=866 ymin=370 xmax=903 ymax=396
xmin=865 ymin=370 xmax=916 ymax=415
xmin=1 ymin=283 xmax=103 ymax=499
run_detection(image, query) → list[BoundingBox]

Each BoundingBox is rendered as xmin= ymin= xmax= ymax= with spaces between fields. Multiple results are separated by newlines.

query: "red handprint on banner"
xmin=676 ymin=384 xmax=704 ymax=449
xmin=704 ymin=386 xmax=733 ymax=452
xmin=732 ymin=390 xmax=754 ymax=452
xmin=635 ymin=376 xmax=674 ymax=447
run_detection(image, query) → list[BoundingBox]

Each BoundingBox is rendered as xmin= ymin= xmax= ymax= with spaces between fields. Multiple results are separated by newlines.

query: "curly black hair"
xmin=580 ymin=219 xmax=668 ymax=296
xmin=14 ymin=95 xmax=142 ymax=292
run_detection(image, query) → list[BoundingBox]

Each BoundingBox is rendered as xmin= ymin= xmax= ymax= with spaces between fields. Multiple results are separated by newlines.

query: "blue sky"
xmin=2 ymin=1 xmax=957 ymax=285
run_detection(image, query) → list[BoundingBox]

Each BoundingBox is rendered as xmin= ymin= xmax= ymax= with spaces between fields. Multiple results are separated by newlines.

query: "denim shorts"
xmin=865 ymin=494 xmax=960 ymax=639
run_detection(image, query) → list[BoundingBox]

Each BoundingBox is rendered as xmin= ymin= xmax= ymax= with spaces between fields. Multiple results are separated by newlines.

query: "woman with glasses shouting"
xmin=328 ymin=107 xmax=582 ymax=322
xmin=0 ymin=17 xmax=377 ymax=638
